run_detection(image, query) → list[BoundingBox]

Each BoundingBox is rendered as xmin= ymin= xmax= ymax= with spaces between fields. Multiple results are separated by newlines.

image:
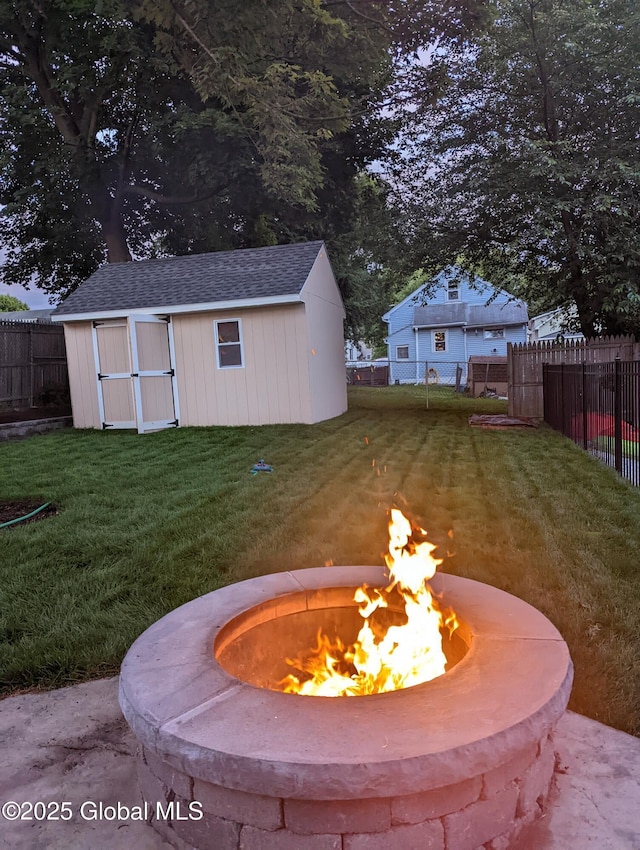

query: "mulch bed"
xmin=0 ymin=406 xmax=71 ymax=425
xmin=0 ymin=499 xmax=58 ymax=528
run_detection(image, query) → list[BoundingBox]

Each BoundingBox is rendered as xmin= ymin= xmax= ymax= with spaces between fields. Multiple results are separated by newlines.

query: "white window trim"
xmin=432 ymin=329 xmax=448 ymax=353
xmin=396 ymin=345 xmax=410 ymax=360
xmin=214 ymin=318 xmax=245 ymax=369
xmin=447 ymin=282 xmax=460 ymax=301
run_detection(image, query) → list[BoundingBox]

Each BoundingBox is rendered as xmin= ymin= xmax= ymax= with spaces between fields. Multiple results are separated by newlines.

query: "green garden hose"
xmin=0 ymin=502 xmax=51 ymax=529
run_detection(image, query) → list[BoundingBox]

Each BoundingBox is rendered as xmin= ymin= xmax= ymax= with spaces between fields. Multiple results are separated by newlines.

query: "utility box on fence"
xmin=468 ymin=356 xmax=508 ymax=397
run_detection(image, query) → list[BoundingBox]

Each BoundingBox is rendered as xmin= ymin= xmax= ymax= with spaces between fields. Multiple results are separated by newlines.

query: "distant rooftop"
xmin=0 ymin=309 xmax=54 ymax=323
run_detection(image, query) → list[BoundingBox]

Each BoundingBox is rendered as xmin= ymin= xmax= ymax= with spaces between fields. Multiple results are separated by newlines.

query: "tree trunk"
xmin=101 ymin=215 xmax=132 ymax=263
xmin=86 ymin=177 xmax=133 ymax=264
xmin=569 ymin=275 xmax=597 ymax=338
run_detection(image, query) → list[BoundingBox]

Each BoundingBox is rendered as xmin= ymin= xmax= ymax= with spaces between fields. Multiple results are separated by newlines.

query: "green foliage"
xmin=0 ymin=294 xmax=29 ymax=312
xmin=395 ymin=0 xmax=640 ymax=336
xmin=0 ymin=1 xmax=485 ymax=333
xmin=0 ymin=2 xmax=392 ymax=290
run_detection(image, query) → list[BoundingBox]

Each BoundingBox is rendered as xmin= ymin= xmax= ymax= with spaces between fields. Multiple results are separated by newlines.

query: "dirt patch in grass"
xmin=0 ymin=499 xmax=58 ymax=527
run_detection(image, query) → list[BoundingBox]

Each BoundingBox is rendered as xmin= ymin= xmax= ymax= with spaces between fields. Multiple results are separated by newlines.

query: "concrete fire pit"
xmin=119 ymin=567 xmax=573 ymax=850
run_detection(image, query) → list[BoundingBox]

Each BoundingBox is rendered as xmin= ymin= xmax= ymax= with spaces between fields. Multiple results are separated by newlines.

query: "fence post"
xmin=561 ymin=364 xmax=566 ymax=436
xmin=507 ymin=341 xmax=513 ymax=416
xmin=614 ymin=358 xmax=622 ymax=475
xmin=28 ymin=324 xmax=34 ymax=407
xmin=582 ymin=363 xmax=587 ymax=449
xmin=455 ymin=364 xmax=462 ymax=393
xmin=425 ymin=361 xmax=429 ymax=409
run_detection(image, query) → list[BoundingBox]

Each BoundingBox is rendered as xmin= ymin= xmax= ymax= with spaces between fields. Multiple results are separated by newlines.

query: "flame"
xmin=281 ymin=509 xmax=457 ymax=697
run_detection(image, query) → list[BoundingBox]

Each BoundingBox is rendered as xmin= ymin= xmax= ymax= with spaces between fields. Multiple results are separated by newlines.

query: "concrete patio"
xmin=0 ymin=676 xmax=638 ymax=849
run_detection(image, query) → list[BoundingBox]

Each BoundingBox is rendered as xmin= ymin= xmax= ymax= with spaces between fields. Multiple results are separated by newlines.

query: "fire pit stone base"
xmin=120 ymin=568 xmax=573 ymax=850
xmin=135 ymin=730 xmax=556 ymax=850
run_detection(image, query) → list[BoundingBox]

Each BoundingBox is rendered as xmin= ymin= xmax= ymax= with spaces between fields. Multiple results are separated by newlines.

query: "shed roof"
xmin=52 ymin=241 xmax=326 ymax=318
xmin=468 ymin=355 xmax=508 ymax=364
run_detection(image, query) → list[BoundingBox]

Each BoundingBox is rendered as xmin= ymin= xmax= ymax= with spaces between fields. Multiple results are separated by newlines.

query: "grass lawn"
xmin=1 ymin=385 xmax=640 ymax=736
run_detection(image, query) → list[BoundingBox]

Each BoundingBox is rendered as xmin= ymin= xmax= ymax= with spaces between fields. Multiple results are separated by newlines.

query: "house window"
xmin=396 ymin=345 xmax=409 ymax=360
xmin=447 ymin=282 xmax=459 ymax=301
xmin=432 ymin=330 xmax=447 ymax=352
xmin=215 ymin=319 xmax=244 ymax=368
xmin=484 ymin=328 xmax=505 ymax=340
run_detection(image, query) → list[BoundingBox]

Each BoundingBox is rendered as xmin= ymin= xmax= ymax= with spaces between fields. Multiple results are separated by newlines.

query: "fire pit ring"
xmin=120 ymin=567 xmax=573 ymax=850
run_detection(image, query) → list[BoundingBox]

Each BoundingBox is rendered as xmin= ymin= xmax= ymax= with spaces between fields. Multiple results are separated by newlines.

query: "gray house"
xmin=51 ymin=241 xmax=347 ymax=432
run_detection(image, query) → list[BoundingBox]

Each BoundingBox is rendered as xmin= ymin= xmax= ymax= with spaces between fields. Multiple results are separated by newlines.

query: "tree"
xmin=0 ymin=0 xmax=483 ymax=338
xmin=394 ymin=0 xmax=640 ymax=337
xmin=0 ymin=293 xmax=28 ymax=311
xmin=0 ymin=1 xmax=392 ymax=294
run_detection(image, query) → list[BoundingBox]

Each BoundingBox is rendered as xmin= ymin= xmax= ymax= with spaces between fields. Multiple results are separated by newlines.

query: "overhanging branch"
xmin=123 ymin=181 xmax=229 ymax=205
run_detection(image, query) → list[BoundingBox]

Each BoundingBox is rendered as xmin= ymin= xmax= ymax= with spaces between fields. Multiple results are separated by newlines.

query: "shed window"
xmin=215 ymin=319 xmax=244 ymax=368
xmin=484 ymin=328 xmax=505 ymax=339
xmin=396 ymin=345 xmax=409 ymax=360
xmin=432 ymin=330 xmax=447 ymax=352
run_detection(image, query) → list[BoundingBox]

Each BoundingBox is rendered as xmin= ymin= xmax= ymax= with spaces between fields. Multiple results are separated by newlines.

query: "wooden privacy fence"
xmin=346 ymin=364 xmax=389 ymax=386
xmin=507 ymin=335 xmax=640 ymax=418
xmin=0 ymin=320 xmax=69 ymax=408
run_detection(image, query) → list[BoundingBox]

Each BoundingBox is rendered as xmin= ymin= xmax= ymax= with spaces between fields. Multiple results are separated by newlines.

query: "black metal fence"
xmin=543 ymin=361 xmax=640 ymax=486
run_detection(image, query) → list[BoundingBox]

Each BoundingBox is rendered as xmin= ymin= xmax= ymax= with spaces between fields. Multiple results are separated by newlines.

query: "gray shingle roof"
xmin=466 ymin=301 xmax=528 ymax=327
xmin=413 ymin=303 xmax=467 ymax=327
xmin=413 ymin=300 xmax=527 ymax=328
xmin=0 ymin=309 xmax=54 ymax=322
xmin=52 ymin=241 xmax=325 ymax=316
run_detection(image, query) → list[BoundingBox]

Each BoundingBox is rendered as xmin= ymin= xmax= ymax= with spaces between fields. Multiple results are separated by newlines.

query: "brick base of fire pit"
xmin=119 ymin=568 xmax=573 ymax=850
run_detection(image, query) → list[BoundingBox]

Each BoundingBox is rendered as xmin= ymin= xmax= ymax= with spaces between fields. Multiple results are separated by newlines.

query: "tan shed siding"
xmin=172 ymin=312 xmax=209 ymax=424
xmin=172 ymin=304 xmax=312 ymax=426
xmin=300 ymin=250 xmax=348 ymax=423
xmin=63 ymin=322 xmax=101 ymax=429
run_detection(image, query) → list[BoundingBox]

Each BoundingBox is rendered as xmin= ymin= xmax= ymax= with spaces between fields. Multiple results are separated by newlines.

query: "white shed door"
xmin=92 ymin=316 xmax=179 ymax=432
xmin=92 ymin=321 xmax=136 ymax=429
xmin=128 ymin=315 xmax=179 ymax=434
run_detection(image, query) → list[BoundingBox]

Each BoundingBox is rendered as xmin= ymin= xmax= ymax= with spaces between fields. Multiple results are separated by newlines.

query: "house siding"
xmin=172 ymin=304 xmax=313 ymax=426
xmin=301 ymin=249 xmax=348 ymax=422
xmin=465 ymin=324 xmax=527 ymax=358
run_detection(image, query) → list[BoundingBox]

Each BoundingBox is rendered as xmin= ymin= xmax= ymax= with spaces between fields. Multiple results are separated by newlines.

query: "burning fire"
xmin=281 ymin=509 xmax=457 ymax=697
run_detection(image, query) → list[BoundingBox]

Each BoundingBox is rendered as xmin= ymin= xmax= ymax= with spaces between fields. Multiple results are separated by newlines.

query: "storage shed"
xmin=468 ymin=356 xmax=509 ymax=397
xmin=51 ymin=241 xmax=347 ymax=432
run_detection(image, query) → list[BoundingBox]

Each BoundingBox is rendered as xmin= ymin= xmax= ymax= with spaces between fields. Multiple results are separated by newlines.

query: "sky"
xmin=0 ymin=246 xmax=55 ymax=309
